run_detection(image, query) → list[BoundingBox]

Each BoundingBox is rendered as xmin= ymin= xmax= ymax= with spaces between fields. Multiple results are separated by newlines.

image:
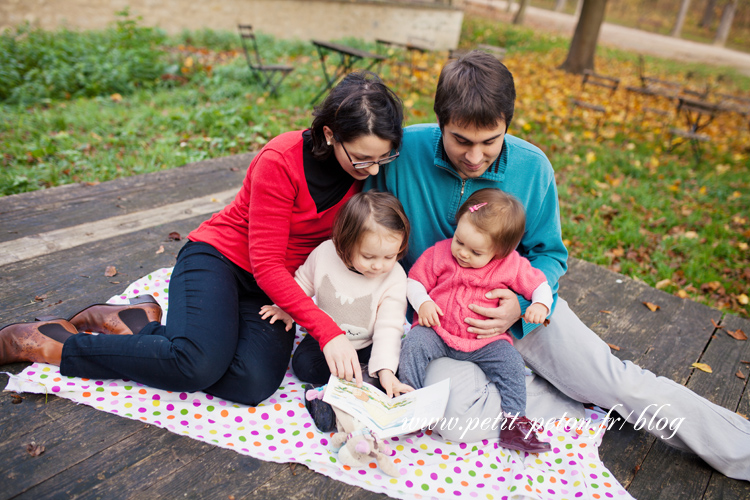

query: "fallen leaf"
xmin=726 ymin=328 xmax=747 ymax=341
xmin=655 ymin=279 xmax=672 ymax=289
xmin=210 ymin=197 xmax=218 ymax=202
xmin=104 ymin=265 xmax=117 ymax=277
xmin=26 ymin=442 xmax=45 ymax=457
xmin=156 ymin=245 xmax=165 ymax=254
xmin=34 ymin=294 xmax=47 ymax=302
xmin=737 ymin=370 xmax=746 ymax=380
xmin=607 ymin=343 xmax=621 ymax=351
xmin=677 ymin=289 xmax=689 ymax=299
xmin=543 ymin=319 xmax=551 ymax=327
xmin=738 ymin=294 xmax=749 ymax=305
xmin=710 ymin=318 xmax=724 ymax=330
xmin=599 ymin=310 xmax=612 ymax=314
xmin=168 ymin=232 xmax=182 ymax=241
xmin=642 ymin=301 xmax=660 ymax=312
xmin=289 ymin=463 xmax=297 ymax=476
xmin=691 ymin=362 xmax=713 ymax=373
xmin=11 ymin=394 xmax=23 ymax=404
xmin=742 ymin=360 xmax=750 ymax=365
xmin=110 ymin=93 xmax=122 ymax=102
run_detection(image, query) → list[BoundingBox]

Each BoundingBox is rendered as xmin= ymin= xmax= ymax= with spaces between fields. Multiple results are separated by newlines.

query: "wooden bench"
xmin=668 ymin=96 xmax=721 ymax=160
xmin=1 ymin=154 xmax=750 ymax=499
xmin=310 ymin=40 xmax=386 ymax=104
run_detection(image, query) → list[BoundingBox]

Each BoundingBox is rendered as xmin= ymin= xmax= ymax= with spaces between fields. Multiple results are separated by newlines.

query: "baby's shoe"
xmin=304 ymin=383 xmax=336 ymax=433
xmin=499 ymin=415 xmax=551 ymax=454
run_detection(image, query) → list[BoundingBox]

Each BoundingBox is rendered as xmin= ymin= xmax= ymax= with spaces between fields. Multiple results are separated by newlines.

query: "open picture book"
xmin=322 ymin=375 xmax=451 ymax=439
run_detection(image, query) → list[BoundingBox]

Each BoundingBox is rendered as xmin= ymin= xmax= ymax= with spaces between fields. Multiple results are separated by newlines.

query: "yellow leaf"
xmin=738 ymin=294 xmax=749 ymax=305
xmin=655 ymin=279 xmax=672 ymax=290
xmin=649 ymin=157 xmax=659 ymax=168
xmin=110 ymin=93 xmax=122 ymax=102
xmin=585 ymin=151 xmax=596 ymax=164
xmin=732 ymin=191 xmax=741 ymax=199
xmin=404 ymin=99 xmax=414 ymax=108
xmin=691 ymin=362 xmax=712 ymax=373
xmin=184 ymin=56 xmax=194 ymax=68
xmin=677 ymin=289 xmax=689 ymax=299
xmin=699 ymin=186 xmax=707 ymax=195
xmin=684 ymin=231 xmax=699 ymax=239
xmin=642 ymin=301 xmax=660 ymax=312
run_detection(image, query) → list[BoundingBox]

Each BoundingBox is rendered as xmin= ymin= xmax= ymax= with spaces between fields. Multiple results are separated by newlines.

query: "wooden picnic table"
xmin=1 ymin=154 xmax=749 ymax=499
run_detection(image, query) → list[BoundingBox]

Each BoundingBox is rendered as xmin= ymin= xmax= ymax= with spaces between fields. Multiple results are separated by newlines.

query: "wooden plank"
xmin=13 ymin=425 xmax=214 ymax=499
xmin=126 ymin=446 xmax=283 ymax=500
xmin=0 ymin=188 xmax=236 ymax=266
xmin=244 ymin=463 xmax=388 ymax=500
xmin=695 ymin=313 xmax=750 ymax=500
xmin=0 ymin=403 xmax=144 ymax=498
xmin=627 ymin=313 xmax=750 ymax=499
xmin=0 ymin=153 xmax=252 ymax=242
xmin=0 ymin=215 xmax=203 ymax=325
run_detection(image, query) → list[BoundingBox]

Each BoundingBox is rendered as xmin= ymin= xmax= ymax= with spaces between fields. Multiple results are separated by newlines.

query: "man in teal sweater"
xmin=367 ymin=51 xmax=750 ymax=481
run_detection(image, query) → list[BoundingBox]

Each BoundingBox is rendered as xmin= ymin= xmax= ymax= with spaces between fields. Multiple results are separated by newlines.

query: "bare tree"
xmin=513 ymin=0 xmax=531 ymax=24
xmin=700 ymin=0 xmax=718 ymax=27
xmin=560 ymin=0 xmax=609 ymax=73
xmin=670 ymin=0 xmax=693 ymax=37
xmin=713 ymin=0 xmax=739 ymax=45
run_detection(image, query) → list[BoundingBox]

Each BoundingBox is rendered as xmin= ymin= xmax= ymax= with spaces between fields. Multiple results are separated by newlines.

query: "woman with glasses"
xmin=1 ymin=71 xmax=403 ymax=406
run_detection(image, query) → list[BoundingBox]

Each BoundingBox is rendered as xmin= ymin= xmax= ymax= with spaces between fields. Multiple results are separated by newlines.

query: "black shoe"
xmin=304 ymin=383 xmax=336 ymax=433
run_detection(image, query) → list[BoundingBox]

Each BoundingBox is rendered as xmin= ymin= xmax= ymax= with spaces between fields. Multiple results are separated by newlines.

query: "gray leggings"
xmin=398 ymin=325 xmax=526 ymax=416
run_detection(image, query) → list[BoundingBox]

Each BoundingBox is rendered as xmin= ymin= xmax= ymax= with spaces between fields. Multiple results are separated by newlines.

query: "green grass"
xmin=1 ymin=15 xmax=748 ymax=318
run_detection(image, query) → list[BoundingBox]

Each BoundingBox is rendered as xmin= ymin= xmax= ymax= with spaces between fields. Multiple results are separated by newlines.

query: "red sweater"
xmin=189 ymin=130 xmax=361 ymax=348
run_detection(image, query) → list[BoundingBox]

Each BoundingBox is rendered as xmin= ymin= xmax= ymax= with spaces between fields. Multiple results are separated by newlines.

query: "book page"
xmin=322 ymin=375 xmax=450 ymax=438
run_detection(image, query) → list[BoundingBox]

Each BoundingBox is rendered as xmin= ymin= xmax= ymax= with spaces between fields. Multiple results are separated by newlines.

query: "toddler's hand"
xmin=418 ymin=301 xmax=443 ymax=327
xmin=378 ymin=369 xmax=415 ymax=398
xmin=259 ymin=304 xmax=294 ymax=331
xmin=523 ymin=303 xmax=549 ymax=325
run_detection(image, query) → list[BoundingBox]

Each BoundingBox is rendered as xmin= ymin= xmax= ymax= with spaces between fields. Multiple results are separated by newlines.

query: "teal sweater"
xmin=366 ymin=123 xmax=568 ymax=339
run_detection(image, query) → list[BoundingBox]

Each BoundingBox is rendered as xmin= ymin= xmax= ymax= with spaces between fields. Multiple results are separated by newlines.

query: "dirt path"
xmin=466 ymin=0 xmax=750 ymax=75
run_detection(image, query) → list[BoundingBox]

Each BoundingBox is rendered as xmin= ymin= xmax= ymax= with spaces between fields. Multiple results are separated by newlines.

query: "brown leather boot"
xmin=67 ymin=295 xmax=162 ymax=335
xmin=0 ymin=319 xmax=77 ymax=366
xmin=499 ymin=415 xmax=552 ymax=454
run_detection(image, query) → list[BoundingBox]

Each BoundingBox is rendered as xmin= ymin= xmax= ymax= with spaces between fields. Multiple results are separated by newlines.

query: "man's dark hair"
xmin=310 ymin=71 xmax=404 ymax=159
xmin=433 ymin=50 xmax=516 ymax=130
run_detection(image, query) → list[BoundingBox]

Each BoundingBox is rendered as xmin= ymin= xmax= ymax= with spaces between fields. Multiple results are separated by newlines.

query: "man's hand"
xmin=378 ymin=369 xmax=415 ymax=398
xmin=466 ymin=288 xmax=522 ymax=339
xmin=322 ymin=335 xmax=363 ymax=386
xmin=418 ymin=301 xmax=443 ymax=327
xmin=259 ymin=305 xmax=294 ymax=332
xmin=524 ymin=303 xmax=549 ymax=324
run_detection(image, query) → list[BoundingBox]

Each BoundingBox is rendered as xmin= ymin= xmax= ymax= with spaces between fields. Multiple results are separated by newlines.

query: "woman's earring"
xmin=326 ymin=141 xmax=331 ymax=146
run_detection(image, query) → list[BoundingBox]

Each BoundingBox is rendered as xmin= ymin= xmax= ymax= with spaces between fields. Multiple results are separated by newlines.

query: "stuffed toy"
xmin=306 ymin=388 xmax=400 ymax=477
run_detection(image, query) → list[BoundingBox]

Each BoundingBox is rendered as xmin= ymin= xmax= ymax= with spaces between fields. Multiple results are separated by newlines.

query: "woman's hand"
xmin=418 ymin=301 xmax=443 ymax=327
xmin=259 ymin=305 xmax=294 ymax=332
xmin=322 ymin=335 xmax=363 ymax=386
xmin=378 ymin=369 xmax=415 ymax=398
xmin=466 ymin=289 xmax=521 ymax=339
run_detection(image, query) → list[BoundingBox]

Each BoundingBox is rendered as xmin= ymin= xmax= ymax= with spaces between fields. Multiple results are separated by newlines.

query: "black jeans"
xmin=292 ymin=332 xmax=375 ymax=386
xmin=60 ymin=241 xmax=295 ymax=406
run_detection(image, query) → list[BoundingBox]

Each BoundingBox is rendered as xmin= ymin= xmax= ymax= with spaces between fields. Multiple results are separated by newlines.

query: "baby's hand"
xmin=259 ymin=304 xmax=294 ymax=331
xmin=418 ymin=301 xmax=443 ymax=327
xmin=523 ymin=303 xmax=549 ymax=325
xmin=378 ymin=370 xmax=415 ymax=398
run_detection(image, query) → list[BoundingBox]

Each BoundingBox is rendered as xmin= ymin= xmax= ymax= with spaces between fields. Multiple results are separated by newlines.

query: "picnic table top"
xmin=1 ymin=154 xmax=749 ymax=499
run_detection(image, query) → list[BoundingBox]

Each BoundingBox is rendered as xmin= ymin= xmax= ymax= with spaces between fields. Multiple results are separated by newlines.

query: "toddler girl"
xmin=399 ymin=188 xmax=552 ymax=453
xmin=261 ymin=191 xmax=414 ymax=429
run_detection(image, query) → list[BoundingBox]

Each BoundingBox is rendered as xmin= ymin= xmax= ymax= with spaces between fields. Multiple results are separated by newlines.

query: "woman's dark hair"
xmin=332 ymin=191 xmax=410 ymax=269
xmin=434 ymin=50 xmax=515 ymax=130
xmin=309 ymin=71 xmax=404 ymax=159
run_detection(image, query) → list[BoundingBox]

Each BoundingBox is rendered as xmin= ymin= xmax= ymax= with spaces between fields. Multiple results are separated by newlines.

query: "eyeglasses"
xmin=337 ymin=139 xmax=399 ymax=170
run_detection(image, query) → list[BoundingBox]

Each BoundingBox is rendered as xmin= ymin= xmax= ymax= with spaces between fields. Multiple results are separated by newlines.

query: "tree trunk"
xmin=670 ymin=0 xmax=692 ymax=37
xmin=713 ymin=0 xmax=738 ymax=46
xmin=699 ymin=0 xmax=718 ymax=27
xmin=507 ymin=0 xmax=514 ymax=13
xmin=560 ymin=0 xmax=608 ymax=74
xmin=575 ymin=0 xmax=584 ymax=17
xmin=555 ymin=0 xmax=567 ymax=12
xmin=513 ymin=0 xmax=530 ymax=24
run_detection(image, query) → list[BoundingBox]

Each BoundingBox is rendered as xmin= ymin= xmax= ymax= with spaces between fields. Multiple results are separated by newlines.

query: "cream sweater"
xmin=293 ymin=239 xmax=408 ymax=376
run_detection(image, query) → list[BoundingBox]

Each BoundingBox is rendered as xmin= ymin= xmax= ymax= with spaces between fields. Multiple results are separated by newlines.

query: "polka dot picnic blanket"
xmin=5 ymin=268 xmax=634 ymax=500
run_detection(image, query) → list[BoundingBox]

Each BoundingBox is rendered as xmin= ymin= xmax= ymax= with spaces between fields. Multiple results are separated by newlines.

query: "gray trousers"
xmin=423 ymin=298 xmax=750 ymax=481
xmin=399 ymin=325 xmax=526 ymax=416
